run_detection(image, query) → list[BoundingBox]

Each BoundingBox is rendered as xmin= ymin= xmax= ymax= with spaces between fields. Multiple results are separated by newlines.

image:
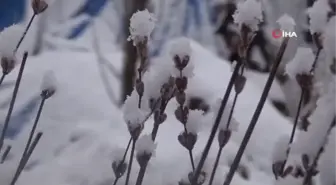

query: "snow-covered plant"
xmin=170 ymin=38 xmax=198 ymax=171
xmin=323 ymin=16 xmax=336 ymax=72
xmin=41 ymin=71 xmax=57 ymax=99
xmin=128 ymin=9 xmax=156 ymax=46
xmin=307 ymin=0 xmax=331 ymax=35
xmin=285 ymin=47 xmax=315 ymax=79
xmin=232 ymin=0 xmax=263 ymax=32
xmin=277 ymin=14 xmax=296 ymax=32
xmin=135 ymin=134 xmax=157 ymax=168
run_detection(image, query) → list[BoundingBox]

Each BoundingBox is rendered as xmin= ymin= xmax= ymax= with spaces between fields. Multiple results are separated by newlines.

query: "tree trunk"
xmin=121 ymin=0 xmax=148 ymax=103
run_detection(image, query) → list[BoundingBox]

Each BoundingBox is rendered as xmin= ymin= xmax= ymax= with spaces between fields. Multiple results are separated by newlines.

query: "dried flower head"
xmin=41 ymin=71 xmax=57 ymax=99
xmin=1 ymin=56 xmax=16 ymax=75
xmin=128 ymin=9 xmax=156 ymax=45
xmin=31 ymin=0 xmax=48 ymax=15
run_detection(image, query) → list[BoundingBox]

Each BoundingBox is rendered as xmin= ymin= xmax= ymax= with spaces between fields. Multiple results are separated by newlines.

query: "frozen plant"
xmin=170 ymin=37 xmax=195 ymax=78
xmin=128 ymin=9 xmax=156 ymax=46
xmin=41 ymin=71 xmax=57 ymax=99
xmin=271 ymin=134 xmax=290 ymax=179
xmin=276 ymin=14 xmax=296 ymax=32
xmin=0 ymin=24 xmax=23 ymax=59
xmin=285 ymin=47 xmax=315 ymax=79
xmin=307 ymin=0 xmax=331 ymax=34
xmin=135 ymin=134 xmax=157 ymax=169
xmin=123 ymin=90 xmax=150 ymax=140
xmin=232 ymin=0 xmax=263 ymax=31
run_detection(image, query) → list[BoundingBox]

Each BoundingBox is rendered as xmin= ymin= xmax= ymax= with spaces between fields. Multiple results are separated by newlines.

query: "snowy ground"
xmin=0 ymin=39 xmax=292 ymax=185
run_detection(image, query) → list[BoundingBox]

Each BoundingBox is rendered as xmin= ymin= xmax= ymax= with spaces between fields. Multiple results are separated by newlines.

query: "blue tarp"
xmin=0 ymin=0 xmax=25 ymax=31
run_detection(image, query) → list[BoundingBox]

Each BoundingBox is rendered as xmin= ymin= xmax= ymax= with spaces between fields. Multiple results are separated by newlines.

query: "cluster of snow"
xmin=185 ymin=110 xmax=205 ymax=134
xmin=285 ymin=47 xmax=315 ymax=78
xmin=128 ymin=9 xmax=156 ymax=45
xmin=276 ymin=14 xmax=296 ymax=31
xmin=123 ymin=90 xmax=150 ymax=131
xmin=0 ymin=24 xmax=24 ymax=58
xmin=232 ymin=0 xmax=263 ymax=31
xmin=319 ymin=128 xmax=336 ymax=185
xmin=271 ymin=134 xmax=290 ymax=163
xmin=307 ymin=0 xmax=331 ymax=34
xmin=136 ymin=134 xmax=157 ymax=156
xmin=169 ymin=37 xmax=195 ymax=78
xmin=40 ymin=71 xmax=58 ymax=93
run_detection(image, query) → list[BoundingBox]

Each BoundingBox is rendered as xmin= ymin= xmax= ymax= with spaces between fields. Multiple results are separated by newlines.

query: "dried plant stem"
xmin=208 ymin=146 xmax=224 ymax=185
xmin=0 ymin=74 xmax=5 ymax=87
xmin=14 ymin=14 xmax=36 ymax=54
xmin=223 ymin=38 xmax=289 ymax=185
xmin=113 ymin=138 xmax=132 ymax=185
xmin=10 ymin=132 xmax=42 ymax=185
xmin=0 ymin=52 xmax=29 ymax=153
xmin=289 ymin=89 xmax=305 ymax=145
xmin=23 ymin=98 xmax=46 ymax=157
xmin=1 ymin=145 xmax=11 ymax=163
xmin=135 ymin=98 xmax=172 ymax=185
xmin=191 ymin=61 xmax=242 ymax=184
xmin=124 ymin=139 xmax=136 ymax=185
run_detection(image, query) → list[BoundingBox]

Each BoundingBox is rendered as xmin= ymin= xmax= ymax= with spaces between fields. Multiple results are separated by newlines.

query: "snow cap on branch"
xmin=307 ymin=0 xmax=331 ymax=34
xmin=277 ymin=14 xmax=296 ymax=31
xmin=41 ymin=71 xmax=58 ymax=99
xmin=170 ymin=38 xmax=195 ymax=78
xmin=275 ymin=175 xmax=303 ymax=185
xmin=128 ymin=9 xmax=156 ymax=45
xmin=0 ymin=24 xmax=24 ymax=58
xmin=136 ymin=134 xmax=157 ymax=156
xmin=323 ymin=16 xmax=336 ymax=59
xmin=232 ymin=0 xmax=263 ymax=31
xmin=123 ymin=90 xmax=150 ymax=131
xmin=285 ymin=47 xmax=315 ymax=78
xmin=186 ymin=110 xmax=204 ymax=134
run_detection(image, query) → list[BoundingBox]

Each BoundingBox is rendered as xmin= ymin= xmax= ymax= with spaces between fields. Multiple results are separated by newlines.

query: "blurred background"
xmin=0 ymin=0 xmax=335 ymax=122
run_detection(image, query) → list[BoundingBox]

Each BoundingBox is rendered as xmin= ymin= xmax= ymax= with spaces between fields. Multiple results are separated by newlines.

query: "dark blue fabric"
xmin=68 ymin=0 xmax=108 ymax=39
xmin=0 ymin=0 xmax=25 ymax=31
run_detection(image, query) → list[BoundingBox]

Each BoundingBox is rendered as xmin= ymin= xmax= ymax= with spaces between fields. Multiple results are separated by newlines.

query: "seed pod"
xmin=31 ymin=0 xmax=48 ymax=15
xmin=1 ymin=56 xmax=16 ymax=75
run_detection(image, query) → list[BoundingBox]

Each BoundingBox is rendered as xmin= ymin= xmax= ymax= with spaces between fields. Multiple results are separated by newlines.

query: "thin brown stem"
xmin=14 ymin=14 xmax=36 ymax=54
xmin=124 ymin=140 xmax=136 ymax=185
xmin=223 ymin=38 xmax=289 ymax=185
xmin=10 ymin=132 xmax=42 ymax=185
xmin=208 ymin=147 xmax=224 ymax=185
xmin=0 ymin=52 xmax=29 ymax=153
xmin=1 ymin=145 xmax=11 ymax=163
xmin=113 ymin=138 xmax=132 ymax=185
xmin=191 ymin=61 xmax=242 ymax=184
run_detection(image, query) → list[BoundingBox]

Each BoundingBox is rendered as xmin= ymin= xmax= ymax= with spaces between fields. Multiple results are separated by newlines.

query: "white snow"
xmin=285 ymin=47 xmax=315 ymax=78
xmin=136 ymin=134 xmax=157 ymax=156
xmin=122 ymin=90 xmax=150 ymax=131
xmin=0 ymin=38 xmax=293 ymax=185
xmin=185 ymin=110 xmax=205 ymax=134
xmin=232 ymin=0 xmax=263 ymax=31
xmin=274 ymin=176 xmax=303 ymax=185
xmin=212 ymin=99 xmax=239 ymax=132
xmin=0 ymin=24 xmax=24 ymax=58
xmin=40 ymin=71 xmax=58 ymax=93
xmin=307 ymin=0 xmax=331 ymax=34
xmin=272 ymin=134 xmax=290 ymax=163
xmin=323 ymin=16 xmax=336 ymax=60
xmin=319 ymin=128 xmax=336 ymax=185
xmin=128 ymin=9 xmax=156 ymax=45
xmin=276 ymin=14 xmax=296 ymax=31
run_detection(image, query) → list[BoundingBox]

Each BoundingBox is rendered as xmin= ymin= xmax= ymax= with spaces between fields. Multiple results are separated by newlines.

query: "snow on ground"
xmin=0 ymin=39 xmax=291 ymax=185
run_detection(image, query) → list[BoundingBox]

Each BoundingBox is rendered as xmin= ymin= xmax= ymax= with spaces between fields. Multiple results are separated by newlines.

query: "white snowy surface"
xmin=0 ymin=39 xmax=293 ymax=185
